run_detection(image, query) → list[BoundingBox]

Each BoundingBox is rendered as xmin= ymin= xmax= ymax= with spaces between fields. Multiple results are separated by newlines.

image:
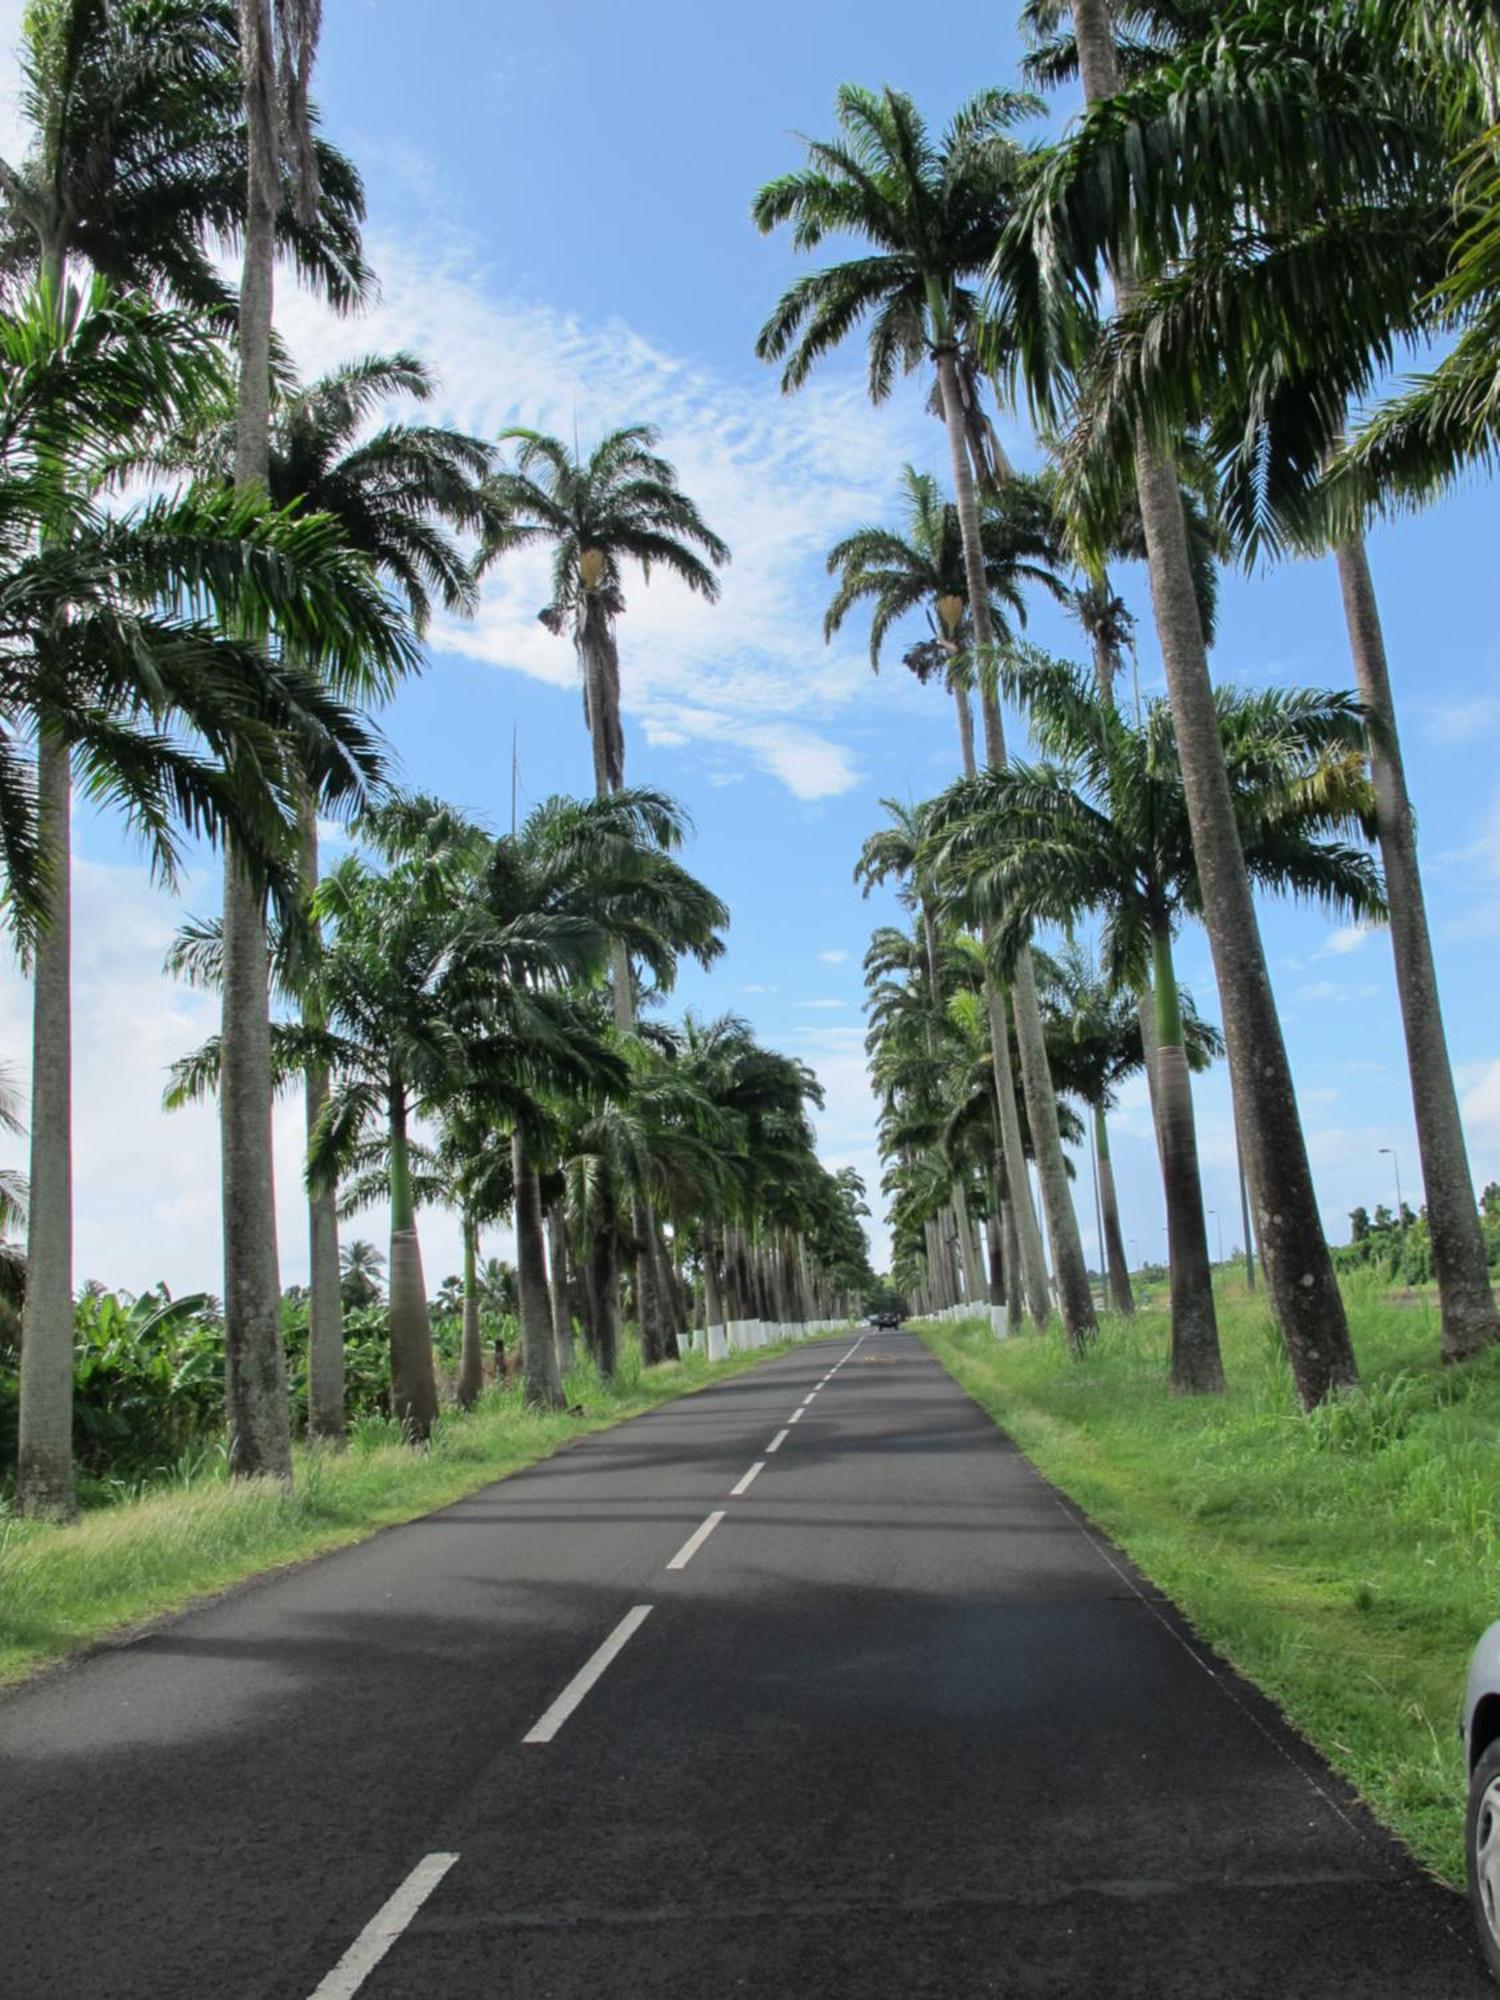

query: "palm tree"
xmin=997 ymin=0 xmax=1362 ymax=1402
xmin=6 ymin=287 xmax=395 ymax=1518
xmin=1041 ymin=941 xmax=1221 ymax=1317
xmin=1013 ymin=2 xmax=1500 ymax=1368
xmin=338 ymin=1239 xmax=385 ymax=1310
xmin=856 ymin=798 xmax=1049 ymax=1324
xmin=755 ymin=83 xmax=1099 ymax=1351
xmin=826 ymin=466 xmax=1067 ymax=779
xmin=172 ymin=351 xmax=490 ymax=1436
xmin=482 ymin=425 xmax=729 ymax=831
xmin=927 ymin=658 xmax=1384 ymax=1397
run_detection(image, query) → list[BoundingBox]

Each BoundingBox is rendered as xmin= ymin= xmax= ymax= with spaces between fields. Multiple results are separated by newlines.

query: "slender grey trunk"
xmin=953 ymin=1179 xmax=984 ymax=1302
xmin=547 ymin=1197 xmax=575 ymax=1381
xmin=1235 ymin=1121 xmax=1257 ymax=1291
xmin=952 ymin=670 xmax=977 ymax=780
xmin=986 ymin=991 xmax=1052 ymax=1323
xmin=1071 ymin=0 xmax=1356 ymax=1408
xmin=457 ymin=1214 xmax=484 ymax=1411
xmin=1010 ymin=953 xmax=1099 ymax=1353
xmin=17 ymin=735 xmax=75 ymax=1518
xmin=702 ymin=1229 xmax=724 ymax=1333
xmin=1003 ymin=1196 xmax=1024 ymax=1331
xmin=1151 ymin=925 xmax=1223 ymax=1391
xmin=985 ymin=1209 xmax=1006 ymax=1307
xmin=1334 ymin=538 xmax=1496 ymax=1361
xmin=300 ymin=806 xmax=343 ymax=1441
xmin=935 ymin=339 xmax=1093 ymax=1348
xmin=221 ymin=22 xmax=292 ymax=1477
xmin=1095 ymin=1107 xmax=1135 ymax=1316
xmin=513 ymin=1133 xmax=562 ymax=1408
xmin=386 ymin=1088 xmax=439 ymax=1439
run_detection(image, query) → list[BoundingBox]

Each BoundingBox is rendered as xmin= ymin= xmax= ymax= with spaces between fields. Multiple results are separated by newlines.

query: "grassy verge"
xmin=919 ymin=1278 xmax=1500 ymax=1888
xmin=0 ymin=1334 xmax=819 ymax=1689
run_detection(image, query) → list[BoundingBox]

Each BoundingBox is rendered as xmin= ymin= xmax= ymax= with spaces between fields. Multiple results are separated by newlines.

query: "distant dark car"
xmin=869 ymin=1310 xmax=902 ymax=1329
xmin=1463 ymin=1624 xmax=1500 ymax=1979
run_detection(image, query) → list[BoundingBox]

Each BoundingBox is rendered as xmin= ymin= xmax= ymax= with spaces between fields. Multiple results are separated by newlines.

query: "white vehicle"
xmin=1463 ymin=1623 xmax=1500 ymax=1979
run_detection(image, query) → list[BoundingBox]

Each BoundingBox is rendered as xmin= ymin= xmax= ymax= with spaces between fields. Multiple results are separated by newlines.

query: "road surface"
xmin=1 ymin=1327 xmax=1488 ymax=1997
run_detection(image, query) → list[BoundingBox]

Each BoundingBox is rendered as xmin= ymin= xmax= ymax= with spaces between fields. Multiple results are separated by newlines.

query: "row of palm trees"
xmin=752 ymin=3 xmax=1500 ymax=1408
xmin=4 ymin=1 xmax=867 ymax=1517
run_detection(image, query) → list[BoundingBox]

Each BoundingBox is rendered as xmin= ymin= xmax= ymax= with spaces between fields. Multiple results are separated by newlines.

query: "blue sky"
xmin=2 ymin=0 xmax=1497 ymax=1291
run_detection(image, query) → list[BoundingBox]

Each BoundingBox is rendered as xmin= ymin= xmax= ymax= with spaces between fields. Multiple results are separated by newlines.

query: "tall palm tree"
xmin=6 ymin=286 xmax=394 ymax=1518
xmin=927 ymin=660 xmax=1384 ymax=1396
xmin=219 ymin=0 xmax=339 ymax=1481
xmin=1041 ymin=940 xmax=1221 ymax=1317
xmin=173 ymin=351 xmax=490 ymax=1436
xmin=998 ymin=0 xmax=1362 ymax=1402
xmin=826 ymin=466 xmax=1067 ymax=779
xmin=0 ymin=0 xmax=369 ymax=1498
xmin=482 ymin=425 xmax=729 ymax=838
xmin=755 ymin=83 xmax=1098 ymax=1350
xmin=1013 ymin=0 xmax=1500 ymax=1368
xmin=483 ymin=425 xmax=729 ymax=1360
xmin=338 ymin=1238 xmax=385 ymax=1309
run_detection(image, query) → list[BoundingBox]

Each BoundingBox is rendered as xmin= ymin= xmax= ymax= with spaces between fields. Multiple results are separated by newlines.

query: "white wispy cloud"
xmin=1316 ymin=923 xmax=1374 ymax=959
xmin=795 ymin=998 xmax=848 ymax=1011
xmin=1297 ymin=978 xmax=1379 ymax=1004
xmin=817 ymin=949 xmax=850 ymax=964
xmin=273 ymin=227 xmax=936 ymax=801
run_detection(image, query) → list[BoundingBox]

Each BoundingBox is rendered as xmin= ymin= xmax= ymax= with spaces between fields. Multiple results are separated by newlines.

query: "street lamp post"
xmin=1378 ymin=1146 xmax=1404 ymax=1224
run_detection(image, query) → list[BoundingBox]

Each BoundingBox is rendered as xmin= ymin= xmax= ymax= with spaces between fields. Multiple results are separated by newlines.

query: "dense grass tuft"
xmin=0 ymin=1333 xmax=816 ymax=1687
xmin=919 ymin=1275 xmax=1500 ymax=1888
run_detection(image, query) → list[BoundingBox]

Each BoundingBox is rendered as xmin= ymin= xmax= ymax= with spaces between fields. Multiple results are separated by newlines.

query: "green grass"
xmin=918 ymin=1276 xmax=1500 ymax=1888
xmin=0 ymin=1334 xmax=818 ymax=1689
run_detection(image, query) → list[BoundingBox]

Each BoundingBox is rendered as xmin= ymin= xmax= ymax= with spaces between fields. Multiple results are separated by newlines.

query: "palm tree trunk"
xmin=952 ymin=672 xmax=977 ymax=779
xmin=986 ymin=993 xmax=1052 ymax=1323
xmin=1071 ymin=0 xmax=1356 ymax=1410
xmin=387 ymin=1086 xmax=440 ymax=1438
xmin=300 ymin=805 xmax=343 ymax=1442
xmin=1003 ymin=1193 xmax=1024 ymax=1331
xmin=1335 ymin=537 xmax=1496 ymax=1361
xmin=1236 ymin=1122 xmax=1257 ymax=1292
xmin=935 ymin=337 xmax=1094 ymax=1348
xmin=16 ymin=735 xmax=75 ymax=1518
xmin=587 ymin=1218 xmax=620 ymax=1379
xmin=220 ymin=5 xmax=292 ymax=1480
xmin=547 ymin=1197 xmax=576 ymax=1380
xmin=1151 ymin=922 xmax=1224 ymax=1391
xmin=457 ymin=1213 xmax=483 ymax=1411
xmin=953 ymin=1179 xmax=984 ymax=1301
xmin=702 ymin=1228 xmax=724 ymax=1336
xmin=513 ymin=1132 xmax=563 ymax=1408
xmin=1095 ymin=1106 xmax=1135 ymax=1317
xmin=985 ymin=1209 xmax=1006 ymax=1308
xmin=1009 ymin=953 xmax=1098 ymax=1353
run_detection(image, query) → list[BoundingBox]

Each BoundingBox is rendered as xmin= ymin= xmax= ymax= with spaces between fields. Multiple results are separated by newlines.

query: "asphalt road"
xmin=1 ymin=1327 xmax=1490 ymax=1998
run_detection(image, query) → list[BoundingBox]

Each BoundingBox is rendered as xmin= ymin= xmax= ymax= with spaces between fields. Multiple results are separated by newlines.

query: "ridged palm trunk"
xmin=1094 ymin=1108 xmax=1135 ymax=1316
xmin=1072 ymin=0 xmax=1356 ymax=1409
xmin=547 ymin=1198 xmax=576 ymax=1379
xmin=985 ymin=1209 xmax=1006 ymax=1306
xmin=586 ymin=1220 xmax=620 ymax=1378
xmin=300 ymin=807 xmax=344 ymax=1440
xmin=222 ymin=15 xmax=292 ymax=1478
xmin=986 ymin=992 xmax=1052 ymax=1323
xmin=1335 ymin=538 xmax=1497 ymax=1361
xmin=16 ymin=735 xmax=75 ymax=1517
xmin=935 ymin=338 xmax=1094 ymax=1348
xmin=456 ymin=1213 xmax=484 ymax=1411
xmin=386 ymin=1088 xmax=440 ymax=1437
xmin=513 ymin=1133 xmax=563 ymax=1408
xmin=1150 ymin=925 xmax=1223 ymax=1390
xmin=953 ymin=1179 xmax=984 ymax=1301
